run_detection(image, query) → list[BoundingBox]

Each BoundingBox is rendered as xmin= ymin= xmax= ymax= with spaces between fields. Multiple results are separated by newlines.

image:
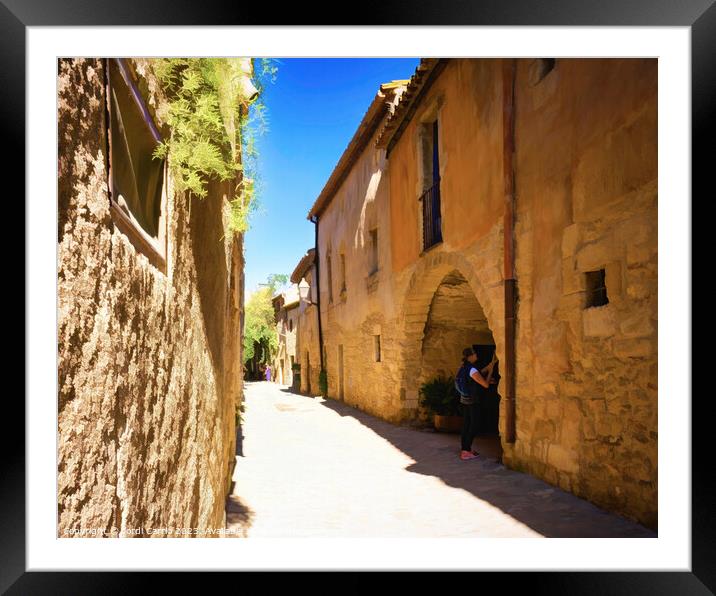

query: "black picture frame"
xmin=7 ymin=0 xmax=707 ymax=592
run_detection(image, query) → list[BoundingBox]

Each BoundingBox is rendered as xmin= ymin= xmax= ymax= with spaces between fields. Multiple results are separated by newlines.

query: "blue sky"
xmin=243 ymin=58 xmax=420 ymax=295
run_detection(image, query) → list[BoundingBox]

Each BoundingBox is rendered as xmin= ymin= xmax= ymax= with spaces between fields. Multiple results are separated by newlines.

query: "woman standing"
xmin=457 ymin=347 xmax=495 ymax=460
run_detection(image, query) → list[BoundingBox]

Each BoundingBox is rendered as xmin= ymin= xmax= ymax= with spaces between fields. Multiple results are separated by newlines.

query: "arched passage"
xmin=418 ymin=271 xmax=493 ymax=384
xmin=397 ymin=251 xmax=505 ymax=439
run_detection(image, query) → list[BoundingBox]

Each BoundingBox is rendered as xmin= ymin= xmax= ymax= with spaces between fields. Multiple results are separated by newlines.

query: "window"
xmin=106 ymin=58 xmax=167 ymax=271
xmin=340 ymin=253 xmax=347 ymax=294
xmin=305 ymin=351 xmax=311 ymax=393
xmin=369 ymin=229 xmax=379 ymax=275
xmin=419 ymin=119 xmax=442 ymax=251
xmin=337 ymin=344 xmax=345 ymax=400
xmin=327 ymin=250 xmax=334 ymax=304
xmin=373 ymin=335 xmax=381 ymax=363
xmin=585 ymin=269 xmax=609 ymax=308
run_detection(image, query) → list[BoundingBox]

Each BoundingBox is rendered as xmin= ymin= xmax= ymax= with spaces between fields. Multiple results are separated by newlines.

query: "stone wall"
xmin=315 ymin=58 xmax=657 ymax=529
xmin=393 ymin=242 xmax=505 ymax=422
xmin=272 ymin=292 xmax=299 ymax=386
xmin=286 ymin=305 xmax=299 ymax=381
xmin=296 ymin=268 xmax=322 ymax=395
xmin=317 ymin=101 xmax=406 ymax=421
xmin=504 ymin=58 xmax=658 ymax=528
xmin=419 ymin=271 xmax=494 ymax=387
xmin=57 ymin=58 xmax=243 ymax=537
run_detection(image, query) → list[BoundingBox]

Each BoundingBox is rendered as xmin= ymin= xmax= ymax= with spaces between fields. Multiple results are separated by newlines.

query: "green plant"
xmin=243 ymin=286 xmax=277 ymax=364
xmin=237 ymin=59 xmax=277 ymax=228
xmin=419 ymin=376 xmax=461 ymax=416
xmin=243 ymin=273 xmax=288 ymax=366
xmin=151 ymin=58 xmax=277 ymax=234
xmin=318 ymin=369 xmax=328 ymax=396
xmin=235 ymin=401 xmax=246 ymax=427
xmin=266 ymin=273 xmax=289 ymax=292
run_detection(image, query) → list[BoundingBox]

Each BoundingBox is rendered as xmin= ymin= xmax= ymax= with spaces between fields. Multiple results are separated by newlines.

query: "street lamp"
xmin=298 ymin=280 xmax=317 ymax=306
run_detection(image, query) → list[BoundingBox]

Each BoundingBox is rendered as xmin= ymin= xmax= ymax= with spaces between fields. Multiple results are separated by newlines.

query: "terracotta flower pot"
xmin=434 ymin=414 xmax=463 ymax=433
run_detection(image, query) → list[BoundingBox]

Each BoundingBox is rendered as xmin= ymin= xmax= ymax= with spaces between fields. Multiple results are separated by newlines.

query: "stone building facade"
xmin=272 ymin=286 xmax=300 ymax=387
xmin=309 ymin=59 xmax=657 ymax=528
xmin=308 ymin=80 xmax=407 ymax=410
xmin=58 ymin=58 xmax=252 ymax=536
xmin=291 ymin=249 xmax=321 ymax=395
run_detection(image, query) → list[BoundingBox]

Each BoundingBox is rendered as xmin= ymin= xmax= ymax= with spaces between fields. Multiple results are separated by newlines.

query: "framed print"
xmin=8 ymin=0 xmax=708 ymax=591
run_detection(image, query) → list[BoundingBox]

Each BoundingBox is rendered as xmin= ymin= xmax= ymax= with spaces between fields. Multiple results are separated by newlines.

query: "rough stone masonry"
xmin=57 ymin=58 xmax=244 ymax=537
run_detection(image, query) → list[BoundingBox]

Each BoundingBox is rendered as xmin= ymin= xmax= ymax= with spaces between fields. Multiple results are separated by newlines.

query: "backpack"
xmin=454 ymin=364 xmax=471 ymax=398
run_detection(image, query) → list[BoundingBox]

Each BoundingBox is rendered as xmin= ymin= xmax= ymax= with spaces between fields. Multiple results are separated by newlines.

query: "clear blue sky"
xmin=243 ymin=58 xmax=420 ymax=295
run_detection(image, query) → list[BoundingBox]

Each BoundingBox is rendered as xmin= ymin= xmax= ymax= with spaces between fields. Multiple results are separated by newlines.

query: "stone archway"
xmin=396 ymin=251 xmax=505 ymax=426
xmin=418 ymin=271 xmax=494 ymax=387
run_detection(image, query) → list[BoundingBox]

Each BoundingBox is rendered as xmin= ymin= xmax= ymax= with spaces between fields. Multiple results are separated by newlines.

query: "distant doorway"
xmin=338 ymin=345 xmax=345 ymax=401
xmin=305 ymin=351 xmax=311 ymax=394
xmin=472 ymin=343 xmax=500 ymax=437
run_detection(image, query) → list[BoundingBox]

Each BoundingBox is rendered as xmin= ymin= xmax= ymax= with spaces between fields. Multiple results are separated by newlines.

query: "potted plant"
xmin=419 ymin=376 xmax=463 ymax=433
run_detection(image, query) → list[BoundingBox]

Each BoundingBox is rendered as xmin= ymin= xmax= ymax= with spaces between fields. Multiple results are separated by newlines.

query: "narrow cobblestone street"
xmin=226 ymin=382 xmax=655 ymax=538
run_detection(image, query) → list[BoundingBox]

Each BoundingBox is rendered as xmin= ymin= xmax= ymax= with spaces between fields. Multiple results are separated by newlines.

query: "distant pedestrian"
xmin=455 ymin=347 xmax=495 ymax=460
xmin=265 ymin=364 xmax=272 ymax=382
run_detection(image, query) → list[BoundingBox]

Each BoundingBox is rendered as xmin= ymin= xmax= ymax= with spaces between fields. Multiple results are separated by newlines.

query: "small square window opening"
xmin=585 ymin=269 xmax=609 ymax=308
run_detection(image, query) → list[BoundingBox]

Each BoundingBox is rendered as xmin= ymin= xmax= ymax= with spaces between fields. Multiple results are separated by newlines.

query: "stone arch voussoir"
xmin=396 ymin=250 xmax=505 ymax=415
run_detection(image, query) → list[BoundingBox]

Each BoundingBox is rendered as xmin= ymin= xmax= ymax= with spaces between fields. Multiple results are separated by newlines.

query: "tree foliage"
xmin=243 ymin=286 xmax=277 ymax=364
xmin=243 ymin=271 xmax=287 ymax=365
xmin=267 ymin=273 xmax=289 ymax=292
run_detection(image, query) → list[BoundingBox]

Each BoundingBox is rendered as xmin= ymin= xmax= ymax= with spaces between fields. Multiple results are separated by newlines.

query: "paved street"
xmin=226 ymin=381 xmax=655 ymax=538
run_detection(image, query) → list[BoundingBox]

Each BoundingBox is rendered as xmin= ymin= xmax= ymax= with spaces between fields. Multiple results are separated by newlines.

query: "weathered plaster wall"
xmin=286 ymin=305 xmax=299 ymax=369
xmin=318 ymin=58 xmax=657 ymax=528
xmin=504 ymin=58 xmax=658 ymax=528
xmin=318 ymin=110 xmax=406 ymax=420
xmin=387 ymin=60 xmax=507 ymax=420
xmin=57 ymin=58 xmax=242 ymax=537
xmin=296 ymin=268 xmax=322 ymax=395
xmin=389 ymin=59 xmax=504 ymax=274
xmin=273 ymin=313 xmax=290 ymax=385
xmin=318 ymin=67 xmax=507 ymax=423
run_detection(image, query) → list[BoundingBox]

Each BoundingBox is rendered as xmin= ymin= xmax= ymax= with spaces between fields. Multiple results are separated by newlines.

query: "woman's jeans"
xmin=460 ymin=401 xmax=479 ymax=451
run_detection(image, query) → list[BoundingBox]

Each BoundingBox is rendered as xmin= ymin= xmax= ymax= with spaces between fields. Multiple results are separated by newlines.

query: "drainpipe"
xmin=502 ymin=59 xmax=517 ymax=444
xmin=310 ymin=215 xmax=325 ymax=372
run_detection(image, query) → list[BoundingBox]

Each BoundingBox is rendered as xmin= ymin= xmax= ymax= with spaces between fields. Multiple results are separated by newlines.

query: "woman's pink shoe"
xmin=460 ymin=450 xmax=478 ymax=460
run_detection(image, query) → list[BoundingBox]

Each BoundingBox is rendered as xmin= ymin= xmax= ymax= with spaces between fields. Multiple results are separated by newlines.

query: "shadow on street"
xmin=224 ymin=493 xmax=255 ymax=538
xmin=316 ymin=396 xmax=655 ymax=538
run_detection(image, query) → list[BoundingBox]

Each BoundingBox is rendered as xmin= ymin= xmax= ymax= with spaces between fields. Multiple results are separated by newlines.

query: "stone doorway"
xmin=417 ymin=270 xmax=502 ymax=458
xmin=305 ymin=351 xmax=311 ymax=394
xmin=338 ymin=344 xmax=345 ymax=401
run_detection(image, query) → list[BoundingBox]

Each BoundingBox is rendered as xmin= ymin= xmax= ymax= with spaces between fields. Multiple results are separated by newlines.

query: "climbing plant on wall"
xmin=238 ymin=59 xmax=277 ymax=232
xmin=152 ymin=57 xmax=277 ymax=233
